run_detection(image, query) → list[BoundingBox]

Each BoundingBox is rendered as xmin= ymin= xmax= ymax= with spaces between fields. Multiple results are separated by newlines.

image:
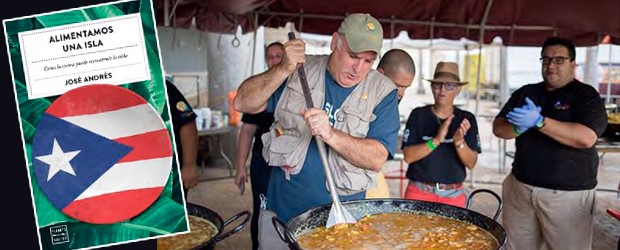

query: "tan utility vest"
xmin=261 ymin=55 xmax=396 ymax=195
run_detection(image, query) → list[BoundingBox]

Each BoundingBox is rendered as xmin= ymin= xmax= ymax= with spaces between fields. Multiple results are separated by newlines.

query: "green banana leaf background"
xmin=4 ymin=0 xmax=188 ymax=249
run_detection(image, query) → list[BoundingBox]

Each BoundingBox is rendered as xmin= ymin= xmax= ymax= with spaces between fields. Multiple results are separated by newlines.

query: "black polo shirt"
xmin=166 ymin=80 xmax=197 ymax=169
xmin=241 ymin=111 xmax=275 ymax=154
xmin=497 ymin=80 xmax=607 ymax=190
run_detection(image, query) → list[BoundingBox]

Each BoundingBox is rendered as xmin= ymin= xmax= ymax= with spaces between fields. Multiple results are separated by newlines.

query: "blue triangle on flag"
xmin=32 ymin=114 xmax=132 ymax=210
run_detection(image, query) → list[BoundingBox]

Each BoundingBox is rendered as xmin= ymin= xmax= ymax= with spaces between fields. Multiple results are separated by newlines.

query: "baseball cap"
xmin=337 ymin=13 xmax=383 ymax=55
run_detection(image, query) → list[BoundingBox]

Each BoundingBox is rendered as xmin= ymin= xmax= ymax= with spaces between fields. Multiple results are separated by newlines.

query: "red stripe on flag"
xmin=46 ymin=84 xmax=147 ymax=117
xmin=115 ymin=129 xmax=172 ymax=162
xmin=63 ymin=187 xmax=164 ymax=224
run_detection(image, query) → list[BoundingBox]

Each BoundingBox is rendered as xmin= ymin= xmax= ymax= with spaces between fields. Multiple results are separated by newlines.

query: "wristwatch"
xmin=456 ymin=141 xmax=465 ymax=149
xmin=536 ymin=116 xmax=546 ymax=129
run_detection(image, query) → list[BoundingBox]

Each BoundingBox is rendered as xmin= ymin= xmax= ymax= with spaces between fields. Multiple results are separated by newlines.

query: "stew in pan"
xmin=157 ymin=215 xmax=218 ymax=250
xmin=296 ymin=212 xmax=499 ymax=250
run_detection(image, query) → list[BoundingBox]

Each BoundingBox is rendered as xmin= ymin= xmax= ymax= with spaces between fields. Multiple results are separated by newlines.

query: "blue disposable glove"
xmin=513 ymin=124 xmax=528 ymax=134
xmin=513 ymin=103 xmax=533 ymax=133
xmin=507 ymin=97 xmax=542 ymax=130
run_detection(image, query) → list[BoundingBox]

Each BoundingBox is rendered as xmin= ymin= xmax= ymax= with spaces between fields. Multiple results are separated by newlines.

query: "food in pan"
xmin=297 ymin=212 xmax=498 ymax=250
xmin=157 ymin=215 xmax=218 ymax=250
xmin=608 ymin=113 xmax=620 ymax=124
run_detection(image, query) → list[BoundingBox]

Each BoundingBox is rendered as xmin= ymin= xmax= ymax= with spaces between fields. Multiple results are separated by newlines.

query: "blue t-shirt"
xmin=266 ymin=69 xmax=399 ymax=222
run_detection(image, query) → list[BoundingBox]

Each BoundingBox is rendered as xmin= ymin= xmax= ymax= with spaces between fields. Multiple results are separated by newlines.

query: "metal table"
xmin=198 ymin=126 xmax=234 ymax=179
xmin=594 ymin=138 xmax=620 ymax=154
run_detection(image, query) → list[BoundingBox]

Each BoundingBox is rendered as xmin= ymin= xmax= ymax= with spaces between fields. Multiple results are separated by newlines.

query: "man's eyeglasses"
xmin=539 ymin=56 xmax=570 ymax=65
xmin=431 ymin=82 xmax=458 ymax=91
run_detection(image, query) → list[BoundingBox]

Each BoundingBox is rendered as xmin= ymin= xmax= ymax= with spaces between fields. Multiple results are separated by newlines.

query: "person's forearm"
xmin=402 ymin=139 xmax=439 ymax=164
xmin=454 ymin=142 xmax=477 ymax=169
xmin=322 ymin=130 xmax=388 ymax=171
xmin=236 ymin=124 xmax=257 ymax=171
xmin=538 ymin=117 xmax=598 ymax=148
xmin=180 ymin=121 xmax=199 ymax=167
xmin=233 ymin=65 xmax=290 ymax=114
xmin=493 ymin=117 xmax=519 ymax=139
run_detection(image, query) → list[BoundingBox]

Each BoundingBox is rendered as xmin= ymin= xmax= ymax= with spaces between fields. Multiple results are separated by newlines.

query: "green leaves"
xmin=81 ymin=3 xmax=127 ymax=20
xmin=128 ymin=197 xmax=189 ymax=234
xmin=36 ymin=10 xmax=93 ymax=27
xmin=15 ymin=79 xmax=51 ymax=143
xmin=38 ymin=197 xmax=187 ymax=250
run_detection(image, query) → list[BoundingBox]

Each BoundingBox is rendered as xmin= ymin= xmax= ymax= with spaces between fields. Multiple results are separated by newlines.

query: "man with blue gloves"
xmin=492 ymin=36 xmax=607 ymax=250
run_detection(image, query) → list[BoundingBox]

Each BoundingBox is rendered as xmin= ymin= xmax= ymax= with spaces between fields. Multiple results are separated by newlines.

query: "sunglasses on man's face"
xmin=431 ymin=82 xmax=458 ymax=91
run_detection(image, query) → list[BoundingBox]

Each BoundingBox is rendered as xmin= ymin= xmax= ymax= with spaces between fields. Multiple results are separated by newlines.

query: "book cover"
xmin=2 ymin=0 xmax=190 ymax=249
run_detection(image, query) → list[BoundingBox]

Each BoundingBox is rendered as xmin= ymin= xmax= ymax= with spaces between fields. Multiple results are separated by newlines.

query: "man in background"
xmin=377 ymin=48 xmax=415 ymax=103
xmin=492 ymin=36 xmax=606 ymax=250
xmin=151 ymin=78 xmax=199 ymax=250
xmin=234 ymin=42 xmax=284 ymax=250
xmin=366 ymin=48 xmax=415 ymax=198
xmin=166 ymin=78 xmax=199 ymax=199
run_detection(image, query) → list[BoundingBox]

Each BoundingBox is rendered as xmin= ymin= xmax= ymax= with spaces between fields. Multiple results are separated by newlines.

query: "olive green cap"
xmin=337 ymin=13 xmax=383 ymax=54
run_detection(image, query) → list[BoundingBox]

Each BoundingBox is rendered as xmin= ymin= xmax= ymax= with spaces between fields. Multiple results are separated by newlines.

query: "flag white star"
xmin=35 ymin=139 xmax=81 ymax=181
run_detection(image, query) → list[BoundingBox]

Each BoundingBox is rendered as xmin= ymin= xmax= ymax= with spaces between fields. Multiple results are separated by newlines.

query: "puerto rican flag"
xmin=32 ymin=84 xmax=172 ymax=224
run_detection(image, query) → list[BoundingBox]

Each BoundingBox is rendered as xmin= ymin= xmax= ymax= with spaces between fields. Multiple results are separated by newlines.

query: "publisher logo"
xmin=50 ymin=225 xmax=69 ymax=245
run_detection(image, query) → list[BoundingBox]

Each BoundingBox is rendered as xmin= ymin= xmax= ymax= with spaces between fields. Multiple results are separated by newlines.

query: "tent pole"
xmin=168 ymin=0 xmax=181 ymax=26
xmin=298 ymin=9 xmax=304 ymax=33
xmin=390 ymin=16 xmax=395 ymax=48
xmin=470 ymin=0 xmax=494 ymax=189
xmin=164 ymin=0 xmax=170 ymax=27
xmin=607 ymin=43 xmax=612 ymax=104
xmin=474 ymin=45 xmax=483 ymax=118
xmin=249 ymin=12 xmax=258 ymax=77
xmin=475 ymin=0 xmax=494 ymax=117
xmin=417 ymin=48 xmax=425 ymax=94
